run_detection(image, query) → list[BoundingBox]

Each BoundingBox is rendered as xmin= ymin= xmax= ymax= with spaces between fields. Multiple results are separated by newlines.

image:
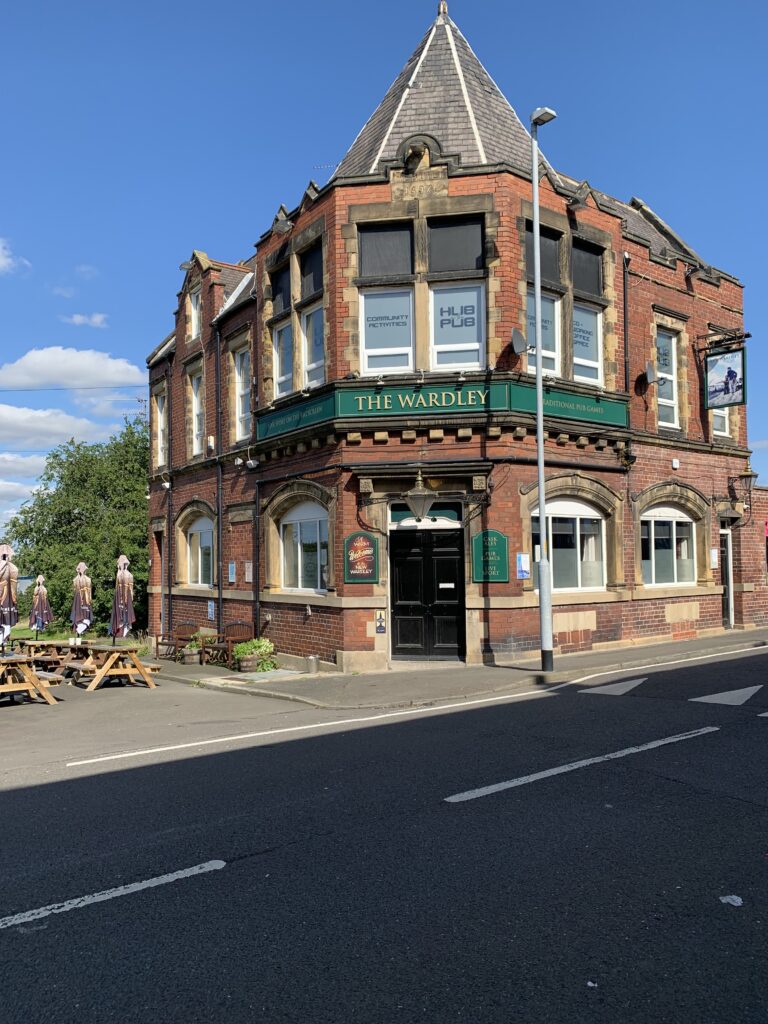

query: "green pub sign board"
xmin=344 ymin=531 xmax=379 ymax=584
xmin=509 ymin=382 xmax=628 ymax=428
xmin=472 ymin=530 xmax=509 ymax=583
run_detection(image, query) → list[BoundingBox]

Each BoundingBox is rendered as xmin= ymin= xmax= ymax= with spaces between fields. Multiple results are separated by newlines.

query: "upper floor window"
xmin=274 ymin=322 xmax=294 ymax=397
xmin=641 ymin=506 xmax=695 ymax=586
xmin=572 ymin=239 xmax=602 ymax=296
xmin=656 ymin=329 xmax=679 ymax=428
xmin=713 ymin=408 xmax=729 ymax=437
xmin=359 ymin=223 xmax=413 ymax=279
xmin=361 ymin=288 xmax=413 ymax=375
xmin=526 ymin=224 xmax=561 ymax=284
xmin=189 ymin=289 xmax=201 ymax=339
xmin=532 ymin=499 xmax=605 ymax=591
xmin=190 ymin=371 xmax=204 ymax=455
xmin=281 ymin=501 xmax=328 ymax=592
xmin=430 ymin=283 xmax=485 ymax=370
xmin=428 ymin=216 xmax=484 ymax=273
xmin=187 ymin=516 xmax=214 ymax=586
xmin=155 ymin=392 xmax=167 ymax=467
xmin=526 ymin=290 xmax=560 ymax=375
xmin=302 ymin=304 xmax=325 ymax=388
xmin=572 ymin=303 xmax=603 ymax=384
xmin=234 ymin=348 xmax=251 ymax=441
xmin=271 ymin=265 xmax=291 ymax=318
xmin=301 ymin=243 xmax=323 ymax=300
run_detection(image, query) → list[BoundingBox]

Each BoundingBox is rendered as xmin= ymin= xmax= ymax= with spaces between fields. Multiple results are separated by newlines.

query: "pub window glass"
xmin=300 ymin=243 xmax=323 ymax=300
xmin=358 ymin=223 xmax=413 ymax=278
xmin=271 ymin=265 xmax=292 ymax=317
xmin=428 ymin=216 xmax=484 ymax=273
xmin=525 ymin=224 xmax=561 ymax=283
xmin=572 ymin=240 xmax=603 ymax=295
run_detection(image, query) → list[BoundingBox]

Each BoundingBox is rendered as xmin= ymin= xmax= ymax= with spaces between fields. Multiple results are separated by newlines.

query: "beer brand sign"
xmin=344 ymin=532 xmax=379 ymax=584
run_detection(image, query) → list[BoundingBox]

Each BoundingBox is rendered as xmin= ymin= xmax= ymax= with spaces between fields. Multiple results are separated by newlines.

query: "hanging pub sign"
xmin=344 ymin=531 xmax=379 ymax=584
xmin=471 ymin=530 xmax=510 ymax=583
xmin=705 ymin=348 xmax=746 ymax=409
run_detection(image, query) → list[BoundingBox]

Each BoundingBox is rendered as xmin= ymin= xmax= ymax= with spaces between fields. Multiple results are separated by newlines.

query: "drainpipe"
xmin=214 ymin=323 xmax=223 ymax=633
xmin=166 ymin=357 xmax=174 ymax=633
xmin=623 ymin=252 xmax=631 ymax=394
xmin=253 ymin=479 xmax=260 ymax=638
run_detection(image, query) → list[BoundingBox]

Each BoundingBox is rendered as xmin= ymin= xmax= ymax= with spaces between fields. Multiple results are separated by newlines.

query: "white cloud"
xmin=72 ymin=389 xmax=146 ymax=419
xmin=0 ymin=347 xmax=145 ymax=390
xmin=0 ymin=403 xmax=116 ymax=450
xmin=0 ymin=238 xmax=31 ymax=275
xmin=0 ymin=453 xmax=47 ymax=479
xmin=75 ymin=264 xmax=99 ymax=280
xmin=0 ymin=480 xmax=35 ymax=503
xmin=60 ymin=312 xmax=109 ymax=328
xmin=53 ymin=285 xmax=75 ymax=298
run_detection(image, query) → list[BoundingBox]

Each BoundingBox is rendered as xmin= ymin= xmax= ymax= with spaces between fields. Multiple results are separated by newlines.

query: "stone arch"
xmin=631 ymin=480 xmax=712 ymax=586
xmin=262 ymin=480 xmax=337 ymax=591
xmin=518 ymin=473 xmax=625 ymax=589
xmin=174 ymin=499 xmax=217 ymax=586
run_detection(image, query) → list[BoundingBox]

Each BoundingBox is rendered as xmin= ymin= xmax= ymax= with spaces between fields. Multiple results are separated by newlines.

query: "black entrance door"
xmin=390 ymin=530 xmax=465 ymax=660
xmin=720 ymin=531 xmax=733 ymax=628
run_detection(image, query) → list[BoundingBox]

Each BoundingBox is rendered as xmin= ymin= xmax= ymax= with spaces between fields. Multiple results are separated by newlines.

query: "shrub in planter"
xmin=233 ymin=638 xmax=278 ymax=672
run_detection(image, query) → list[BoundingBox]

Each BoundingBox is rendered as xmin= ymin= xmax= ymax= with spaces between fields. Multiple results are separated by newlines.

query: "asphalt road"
xmin=1 ymin=651 xmax=767 ymax=1023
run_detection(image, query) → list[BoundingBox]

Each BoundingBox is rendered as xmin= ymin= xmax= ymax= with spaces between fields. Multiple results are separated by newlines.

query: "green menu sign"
xmin=472 ymin=530 xmax=509 ymax=583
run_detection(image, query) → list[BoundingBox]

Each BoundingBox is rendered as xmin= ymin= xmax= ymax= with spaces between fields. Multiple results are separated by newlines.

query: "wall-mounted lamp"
xmin=403 ymin=470 xmax=435 ymax=521
xmin=160 ymin=473 xmax=172 ymax=490
xmin=246 ymin=458 xmax=258 ymax=470
xmin=729 ymin=465 xmax=759 ymax=502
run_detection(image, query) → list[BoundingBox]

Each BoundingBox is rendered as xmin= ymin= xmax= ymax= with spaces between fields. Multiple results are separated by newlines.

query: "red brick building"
xmin=147 ymin=3 xmax=762 ymax=671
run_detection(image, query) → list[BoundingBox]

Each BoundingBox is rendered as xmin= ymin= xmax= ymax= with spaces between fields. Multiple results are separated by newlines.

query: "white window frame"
xmin=190 ymin=371 xmax=204 ymax=456
xmin=189 ymin=288 xmax=201 ymax=339
xmin=526 ymin=288 xmax=561 ymax=377
xmin=280 ymin=501 xmax=329 ymax=593
xmin=360 ymin=287 xmax=414 ymax=376
xmin=187 ymin=516 xmax=214 ymax=587
xmin=302 ymin=302 xmax=325 ymax=388
xmin=429 ymin=282 xmax=486 ymax=371
xmin=572 ymin=302 xmax=603 ymax=385
xmin=712 ymin=408 xmax=730 ymax=437
xmin=656 ymin=329 xmax=679 ymax=429
xmin=641 ymin=506 xmax=696 ymax=586
xmin=532 ymin=498 xmax=606 ymax=592
xmin=273 ymin=320 xmax=294 ymax=398
xmin=234 ymin=348 xmax=251 ymax=441
xmin=155 ymin=392 xmax=167 ymax=467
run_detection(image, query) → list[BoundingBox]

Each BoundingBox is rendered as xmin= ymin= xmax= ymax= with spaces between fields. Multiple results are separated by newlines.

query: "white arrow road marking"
xmin=444 ymin=727 xmax=720 ymax=803
xmin=579 ymin=677 xmax=647 ymax=696
xmin=0 ymin=860 xmax=226 ymax=931
xmin=690 ymin=685 xmax=763 ymax=706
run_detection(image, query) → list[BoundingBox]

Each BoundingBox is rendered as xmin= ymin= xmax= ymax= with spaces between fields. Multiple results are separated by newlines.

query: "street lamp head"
xmin=531 ymin=107 xmax=557 ymax=127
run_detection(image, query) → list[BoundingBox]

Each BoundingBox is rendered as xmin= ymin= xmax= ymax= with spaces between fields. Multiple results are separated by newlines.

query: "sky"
xmin=1 ymin=0 xmax=766 ymax=532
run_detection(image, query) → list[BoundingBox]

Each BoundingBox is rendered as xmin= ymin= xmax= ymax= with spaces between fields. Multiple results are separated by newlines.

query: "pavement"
xmin=156 ymin=626 xmax=768 ymax=710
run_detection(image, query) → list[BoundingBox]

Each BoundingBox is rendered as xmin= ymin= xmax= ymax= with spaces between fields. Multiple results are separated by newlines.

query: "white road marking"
xmin=66 ymin=686 xmax=569 ymax=767
xmin=444 ymin=726 xmax=720 ymax=803
xmin=570 ymin=644 xmax=768 ymax=687
xmin=0 ymin=860 xmax=226 ymax=931
xmin=579 ymin=677 xmax=647 ymax=696
xmin=690 ymin=685 xmax=763 ymax=706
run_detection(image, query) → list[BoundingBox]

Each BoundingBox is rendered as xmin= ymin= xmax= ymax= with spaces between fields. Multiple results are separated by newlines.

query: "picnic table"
xmin=75 ymin=644 xmax=160 ymax=691
xmin=0 ymin=654 xmax=60 ymax=706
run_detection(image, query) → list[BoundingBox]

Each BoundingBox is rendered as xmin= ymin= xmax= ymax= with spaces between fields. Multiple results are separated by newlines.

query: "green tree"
xmin=4 ymin=416 xmax=149 ymax=631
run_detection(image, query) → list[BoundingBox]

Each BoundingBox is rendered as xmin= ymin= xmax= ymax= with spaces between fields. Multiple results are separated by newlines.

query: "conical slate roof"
xmin=334 ymin=4 xmax=545 ymax=180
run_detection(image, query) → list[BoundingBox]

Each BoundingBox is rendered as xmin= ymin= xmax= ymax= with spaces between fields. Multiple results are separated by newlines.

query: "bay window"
xmin=641 ymin=507 xmax=695 ymax=585
xmin=532 ymin=499 xmax=605 ymax=591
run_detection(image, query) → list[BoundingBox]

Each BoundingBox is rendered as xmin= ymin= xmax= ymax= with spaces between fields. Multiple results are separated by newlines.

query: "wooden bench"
xmin=200 ymin=622 xmax=253 ymax=670
xmin=157 ymin=622 xmax=200 ymax=662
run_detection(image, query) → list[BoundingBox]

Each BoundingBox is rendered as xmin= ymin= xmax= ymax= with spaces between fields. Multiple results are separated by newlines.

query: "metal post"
xmin=531 ymin=111 xmax=555 ymax=673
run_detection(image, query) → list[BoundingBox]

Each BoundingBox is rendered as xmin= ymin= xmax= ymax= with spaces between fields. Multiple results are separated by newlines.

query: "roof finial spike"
xmin=438 ymin=1 xmax=448 ymax=17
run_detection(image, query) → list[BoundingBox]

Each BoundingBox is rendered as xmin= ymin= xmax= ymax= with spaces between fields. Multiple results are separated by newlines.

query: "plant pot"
xmin=180 ymin=649 xmax=200 ymax=665
xmin=237 ymin=655 xmax=262 ymax=672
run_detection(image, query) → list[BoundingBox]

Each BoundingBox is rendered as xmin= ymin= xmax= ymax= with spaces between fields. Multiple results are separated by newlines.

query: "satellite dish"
xmin=511 ymin=329 xmax=528 ymax=355
xmin=645 ymin=361 xmax=657 ymax=385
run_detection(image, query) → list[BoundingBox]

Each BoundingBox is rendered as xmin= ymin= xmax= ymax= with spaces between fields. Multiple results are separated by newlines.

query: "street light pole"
xmin=530 ymin=107 xmax=557 ymax=673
